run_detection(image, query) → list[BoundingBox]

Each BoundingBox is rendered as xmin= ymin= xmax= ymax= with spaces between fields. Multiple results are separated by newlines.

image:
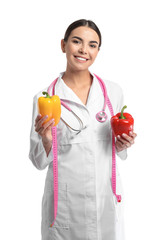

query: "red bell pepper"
xmin=111 ymin=105 xmax=134 ymax=137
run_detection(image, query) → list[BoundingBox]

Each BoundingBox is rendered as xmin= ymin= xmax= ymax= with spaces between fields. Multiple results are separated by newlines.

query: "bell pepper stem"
xmin=119 ymin=105 xmax=127 ymax=119
xmin=42 ymin=91 xmax=51 ymax=98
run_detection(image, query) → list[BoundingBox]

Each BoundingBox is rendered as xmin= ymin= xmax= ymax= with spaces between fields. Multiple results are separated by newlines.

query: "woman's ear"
xmin=61 ymin=39 xmax=66 ymax=53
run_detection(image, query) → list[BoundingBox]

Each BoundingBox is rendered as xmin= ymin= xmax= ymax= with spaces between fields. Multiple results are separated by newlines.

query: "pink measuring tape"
xmin=48 ymin=74 xmax=121 ymax=227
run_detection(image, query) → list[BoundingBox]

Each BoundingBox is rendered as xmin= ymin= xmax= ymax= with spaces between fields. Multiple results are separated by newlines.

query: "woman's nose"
xmin=78 ymin=44 xmax=87 ymax=54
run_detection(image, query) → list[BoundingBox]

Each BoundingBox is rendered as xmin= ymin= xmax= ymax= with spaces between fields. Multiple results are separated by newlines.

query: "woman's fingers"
xmin=121 ymin=134 xmax=134 ymax=145
xmin=129 ymin=131 xmax=137 ymax=139
xmin=35 ymin=115 xmax=48 ymax=132
xmin=38 ymin=115 xmax=49 ymax=126
xmin=116 ymin=131 xmax=137 ymax=149
xmin=116 ymin=139 xmax=127 ymax=149
xmin=117 ymin=136 xmax=130 ymax=148
xmin=35 ymin=114 xmax=42 ymax=125
xmin=39 ymin=119 xmax=55 ymax=135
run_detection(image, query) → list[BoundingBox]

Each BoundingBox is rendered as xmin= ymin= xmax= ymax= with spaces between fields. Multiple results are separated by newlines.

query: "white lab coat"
xmin=29 ymin=72 xmax=127 ymax=240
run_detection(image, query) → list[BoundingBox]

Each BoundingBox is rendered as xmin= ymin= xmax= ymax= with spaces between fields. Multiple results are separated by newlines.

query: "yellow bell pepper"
xmin=38 ymin=92 xmax=61 ymax=126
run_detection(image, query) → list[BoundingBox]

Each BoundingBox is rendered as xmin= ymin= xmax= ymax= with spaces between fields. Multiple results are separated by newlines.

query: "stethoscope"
xmin=47 ymin=73 xmax=108 ymax=133
xmin=48 ymin=73 xmax=121 ymax=228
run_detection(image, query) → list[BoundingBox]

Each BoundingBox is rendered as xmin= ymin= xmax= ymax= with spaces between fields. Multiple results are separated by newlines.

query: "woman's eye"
xmin=90 ymin=44 xmax=97 ymax=48
xmin=72 ymin=40 xmax=80 ymax=44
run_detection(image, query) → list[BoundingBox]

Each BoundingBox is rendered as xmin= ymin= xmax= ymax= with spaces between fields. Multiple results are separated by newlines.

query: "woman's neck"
xmin=62 ymin=69 xmax=92 ymax=89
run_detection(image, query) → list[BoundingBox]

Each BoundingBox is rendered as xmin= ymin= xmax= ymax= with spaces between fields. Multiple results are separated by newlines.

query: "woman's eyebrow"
xmin=72 ymin=36 xmax=98 ymax=44
xmin=72 ymin=36 xmax=82 ymax=41
xmin=90 ymin=40 xmax=98 ymax=44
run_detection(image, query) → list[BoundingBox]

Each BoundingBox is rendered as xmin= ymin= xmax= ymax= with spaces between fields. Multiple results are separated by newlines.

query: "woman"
xmin=29 ymin=19 xmax=137 ymax=240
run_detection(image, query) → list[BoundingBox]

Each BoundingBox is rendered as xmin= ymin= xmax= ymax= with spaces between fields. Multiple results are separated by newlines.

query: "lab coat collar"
xmin=54 ymin=71 xmax=102 ymax=110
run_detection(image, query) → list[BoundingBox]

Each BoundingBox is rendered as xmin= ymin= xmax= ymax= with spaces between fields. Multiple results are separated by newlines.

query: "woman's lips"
xmin=74 ymin=56 xmax=89 ymax=62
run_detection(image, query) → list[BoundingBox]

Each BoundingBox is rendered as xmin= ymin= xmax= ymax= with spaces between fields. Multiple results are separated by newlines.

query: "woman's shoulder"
xmin=93 ymin=74 xmax=124 ymax=114
xmin=94 ymin=73 xmax=123 ymax=95
xmin=104 ymin=78 xmax=122 ymax=93
xmin=105 ymin=79 xmax=124 ymax=103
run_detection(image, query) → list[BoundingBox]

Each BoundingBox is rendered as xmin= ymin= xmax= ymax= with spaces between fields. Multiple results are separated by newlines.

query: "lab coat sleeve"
xmin=115 ymin=86 xmax=127 ymax=160
xmin=28 ymin=95 xmax=53 ymax=170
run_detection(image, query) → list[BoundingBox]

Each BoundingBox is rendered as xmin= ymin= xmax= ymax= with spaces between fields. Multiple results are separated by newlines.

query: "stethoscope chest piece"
xmin=96 ymin=111 xmax=108 ymax=123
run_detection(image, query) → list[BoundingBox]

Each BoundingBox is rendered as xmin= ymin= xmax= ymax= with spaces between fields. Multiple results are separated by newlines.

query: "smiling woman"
xmin=61 ymin=24 xmax=100 ymax=75
xmin=29 ymin=18 xmax=137 ymax=240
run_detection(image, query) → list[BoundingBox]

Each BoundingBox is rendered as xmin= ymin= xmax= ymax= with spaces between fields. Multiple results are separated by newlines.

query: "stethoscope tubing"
xmin=93 ymin=73 xmax=107 ymax=111
xmin=60 ymin=110 xmax=84 ymax=133
xmin=48 ymin=74 xmax=108 ymax=129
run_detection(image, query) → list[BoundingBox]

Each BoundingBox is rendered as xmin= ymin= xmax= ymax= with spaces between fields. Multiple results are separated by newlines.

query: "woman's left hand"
xmin=115 ymin=131 xmax=137 ymax=152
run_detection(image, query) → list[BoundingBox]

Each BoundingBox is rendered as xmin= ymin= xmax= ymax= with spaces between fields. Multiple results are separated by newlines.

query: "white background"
xmin=0 ymin=0 xmax=159 ymax=239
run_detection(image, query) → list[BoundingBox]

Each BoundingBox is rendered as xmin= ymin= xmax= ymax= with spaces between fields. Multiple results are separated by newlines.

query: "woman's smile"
xmin=74 ymin=55 xmax=89 ymax=62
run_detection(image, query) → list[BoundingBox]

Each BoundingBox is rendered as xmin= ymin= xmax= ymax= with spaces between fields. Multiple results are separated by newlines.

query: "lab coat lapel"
xmin=53 ymin=72 xmax=103 ymax=109
xmin=54 ymin=72 xmax=86 ymax=108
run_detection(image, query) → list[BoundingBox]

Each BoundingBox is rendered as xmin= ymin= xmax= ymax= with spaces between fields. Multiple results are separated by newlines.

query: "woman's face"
xmin=61 ymin=26 xmax=100 ymax=72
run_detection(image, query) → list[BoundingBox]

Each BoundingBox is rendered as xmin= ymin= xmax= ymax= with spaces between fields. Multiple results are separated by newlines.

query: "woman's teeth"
xmin=75 ymin=56 xmax=87 ymax=61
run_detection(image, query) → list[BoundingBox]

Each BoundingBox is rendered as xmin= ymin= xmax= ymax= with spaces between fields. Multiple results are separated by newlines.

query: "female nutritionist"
xmin=29 ymin=19 xmax=137 ymax=240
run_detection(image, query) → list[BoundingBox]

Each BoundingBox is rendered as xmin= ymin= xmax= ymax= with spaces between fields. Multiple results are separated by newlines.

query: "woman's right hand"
xmin=34 ymin=114 xmax=55 ymax=144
